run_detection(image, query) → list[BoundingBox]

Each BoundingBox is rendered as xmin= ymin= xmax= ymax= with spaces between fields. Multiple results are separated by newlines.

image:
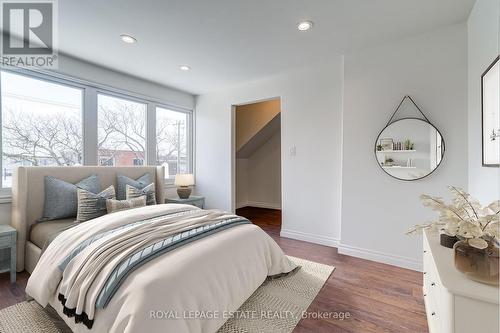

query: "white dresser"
xmin=423 ymin=230 xmax=499 ymax=333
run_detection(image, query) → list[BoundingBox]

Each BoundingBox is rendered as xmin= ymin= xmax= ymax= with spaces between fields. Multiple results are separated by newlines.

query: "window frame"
xmin=0 ymin=68 xmax=86 ymax=190
xmin=96 ymin=91 xmax=148 ymax=168
xmin=155 ymin=104 xmax=194 ymax=183
xmin=0 ymin=66 xmax=194 ymax=194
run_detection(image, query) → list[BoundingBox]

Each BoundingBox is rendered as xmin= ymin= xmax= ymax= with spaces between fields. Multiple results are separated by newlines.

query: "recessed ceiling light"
xmin=179 ymin=65 xmax=191 ymax=71
xmin=120 ymin=34 xmax=137 ymax=44
xmin=297 ymin=21 xmax=313 ymax=31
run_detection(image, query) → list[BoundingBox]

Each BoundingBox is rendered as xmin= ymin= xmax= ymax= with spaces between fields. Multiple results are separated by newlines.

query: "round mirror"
xmin=375 ymin=118 xmax=445 ymax=181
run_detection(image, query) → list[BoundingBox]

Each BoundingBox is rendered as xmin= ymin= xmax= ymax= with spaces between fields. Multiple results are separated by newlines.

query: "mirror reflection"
xmin=375 ymin=118 xmax=445 ymax=180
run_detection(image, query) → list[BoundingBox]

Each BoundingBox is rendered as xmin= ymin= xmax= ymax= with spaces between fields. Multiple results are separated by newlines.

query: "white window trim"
xmin=155 ymin=104 xmax=194 ymax=185
xmin=0 ymin=66 xmax=194 ymax=198
xmin=0 ymin=68 xmax=87 ymax=195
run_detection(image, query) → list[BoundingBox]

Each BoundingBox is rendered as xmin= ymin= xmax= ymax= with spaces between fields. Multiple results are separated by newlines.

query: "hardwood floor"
xmin=0 ymin=270 xmax=29 ymax=310
xmin=0 ymin=207 xmax=428 ymax=333
xmin=237 ymin=207 xmax=428 ymax=333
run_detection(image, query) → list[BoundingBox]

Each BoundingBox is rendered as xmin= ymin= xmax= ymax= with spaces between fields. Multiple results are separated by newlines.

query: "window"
xmin=97 ymin=94 xmax=147 ymax=166
xmin=0 ymin=69 xmax=193 ymax=190
xmin=1 ymin=71 xmax=83 ymax=187
xmin=156 ymin=107 xmax=191 ymax=179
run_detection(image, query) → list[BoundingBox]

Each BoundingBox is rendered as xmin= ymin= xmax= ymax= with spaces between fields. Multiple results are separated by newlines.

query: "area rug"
xmin=0 ymin=256 xmax=334 ymax=333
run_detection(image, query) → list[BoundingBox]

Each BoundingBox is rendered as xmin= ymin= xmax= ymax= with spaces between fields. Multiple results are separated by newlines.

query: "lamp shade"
xmin=174 ymin=173 xmax=195 ymax=186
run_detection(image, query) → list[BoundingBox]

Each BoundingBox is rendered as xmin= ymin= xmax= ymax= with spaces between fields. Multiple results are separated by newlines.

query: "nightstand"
xmin=0 ymin=225 xmax=16 ymax=283
xmin=165 ymin=196 xmax=205 ymax=209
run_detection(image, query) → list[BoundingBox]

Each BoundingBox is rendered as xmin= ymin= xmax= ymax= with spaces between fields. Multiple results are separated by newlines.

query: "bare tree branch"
xmin=2 ymin=109 xmax=82 ymax=167
xmin=2 ymin=99 xmax=187 ymax=174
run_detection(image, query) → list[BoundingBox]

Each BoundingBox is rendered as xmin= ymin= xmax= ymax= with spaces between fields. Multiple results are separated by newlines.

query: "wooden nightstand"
xmin=0 ymin=225 xmax=16 ymax=283
xmin=165 ymin=196 xmax=205 ymax=209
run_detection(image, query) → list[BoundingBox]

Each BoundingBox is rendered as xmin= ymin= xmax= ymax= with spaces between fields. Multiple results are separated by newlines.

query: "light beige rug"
xmin=0 ymin=256 xmax=334 ymax=333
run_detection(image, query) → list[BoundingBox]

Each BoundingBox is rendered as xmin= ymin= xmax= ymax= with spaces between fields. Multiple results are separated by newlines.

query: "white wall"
xmin=54 ymin=54 xmax=195 ymax=110
xmin=340 ymin=23 xmax=468 ymax=270
xmin=196 ymin=62 xmax=344 ymax=246
xmin=467 ymin=0 xmax=500 ymax=203
xmin=237 ymin=131 xmax=281 ymax=209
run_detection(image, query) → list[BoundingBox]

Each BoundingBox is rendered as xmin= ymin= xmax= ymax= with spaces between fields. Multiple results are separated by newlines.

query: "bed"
xmin=12 ymin=166 xmax=167 ymax=274
xmin=11 ymin=166 xmax=296 ymax=333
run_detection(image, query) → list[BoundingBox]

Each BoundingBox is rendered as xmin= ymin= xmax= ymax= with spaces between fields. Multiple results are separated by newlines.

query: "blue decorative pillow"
xmin=40 ymin=175 xmax=100 ymax=221
xmin=116 ymin=173 xmax=152 ymax=200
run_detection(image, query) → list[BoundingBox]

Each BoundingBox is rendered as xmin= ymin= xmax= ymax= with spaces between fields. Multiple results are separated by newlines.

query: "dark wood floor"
xmin=0 ymin=207 xmax=428 ymax=332
xmin=0 ymin=270 xmax=29 ymax=310
xmin=237 ymin=207 xmax=428 ymax=333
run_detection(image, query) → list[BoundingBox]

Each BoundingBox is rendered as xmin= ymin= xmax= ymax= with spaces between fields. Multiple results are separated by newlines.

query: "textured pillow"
xmin=76 ymin=185 xmax=116 ymax=222
xmin=40 ymin=175 xmax=100 ymax=221
xmin=116 ymin=173 xmax=152 ymax=200
xmin=106 ymin=196 xmax=147 ymax=214
xmin=126 ymin=183 xmax=156 ymax=205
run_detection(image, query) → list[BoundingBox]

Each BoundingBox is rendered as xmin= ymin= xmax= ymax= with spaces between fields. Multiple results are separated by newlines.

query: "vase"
xmin=439 ymin=231 xmax=459 ymax=249
xmin=453 ymin=240 xmax=499 ymax=286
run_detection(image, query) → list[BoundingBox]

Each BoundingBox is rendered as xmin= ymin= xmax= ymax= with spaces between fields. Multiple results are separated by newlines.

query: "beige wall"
xmin=247 ymin=131 xmax=281 ymax=207
xmin=235 ymin=158 xmax=249 ymax=205
xmin=236 ymin=131 xmax=281 ymax=209
xmin=235 ymin=99 xmax=281 ymax=151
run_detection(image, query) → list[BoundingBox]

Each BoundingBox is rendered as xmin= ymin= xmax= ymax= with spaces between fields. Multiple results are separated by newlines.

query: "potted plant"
xmin=408 ymin=186 xmax=499 ymax=285
xmin=404 ymin=139 xmax=411 ymax=150
xmin=382 ymin=157 xmax=395 ymax=167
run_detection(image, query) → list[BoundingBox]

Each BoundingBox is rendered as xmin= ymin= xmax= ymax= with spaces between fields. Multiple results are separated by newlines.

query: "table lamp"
xmin=174 ymin=173 xmax=194 ymax=199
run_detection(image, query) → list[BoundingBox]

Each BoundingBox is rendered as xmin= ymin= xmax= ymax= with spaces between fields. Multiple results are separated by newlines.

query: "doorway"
xmin=232 ymin=98 xmax=282 ymax=230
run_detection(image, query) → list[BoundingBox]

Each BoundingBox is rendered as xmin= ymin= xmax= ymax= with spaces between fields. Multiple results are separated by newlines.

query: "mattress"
xmin=29 ymin=219 xmax=76 ymax=249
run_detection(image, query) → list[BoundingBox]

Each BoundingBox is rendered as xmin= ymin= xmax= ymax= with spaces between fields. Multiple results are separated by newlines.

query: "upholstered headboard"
xmin=11 ymin=166 xmax=165 ymax=271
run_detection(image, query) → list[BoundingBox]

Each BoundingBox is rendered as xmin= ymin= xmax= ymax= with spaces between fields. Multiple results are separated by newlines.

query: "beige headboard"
xmin=11 ymin=166 xmax=165 ymax=272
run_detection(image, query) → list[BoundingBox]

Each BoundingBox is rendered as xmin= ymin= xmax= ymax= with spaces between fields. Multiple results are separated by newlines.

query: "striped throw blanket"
xmin=56 ymin=208 xmax=248 ymax=328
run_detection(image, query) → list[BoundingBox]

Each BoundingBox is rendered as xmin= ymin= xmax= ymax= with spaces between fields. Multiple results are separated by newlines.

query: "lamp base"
xmin=177 ymin=186 xmax=192 ymax=199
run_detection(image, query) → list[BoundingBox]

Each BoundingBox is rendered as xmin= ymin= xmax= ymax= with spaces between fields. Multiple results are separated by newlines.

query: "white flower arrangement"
xmin=407 ymin=186 xmax=500 ymax=250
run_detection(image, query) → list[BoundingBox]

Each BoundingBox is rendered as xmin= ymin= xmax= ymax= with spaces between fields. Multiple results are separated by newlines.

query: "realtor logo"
xmin=0 ymin=0 xmax=58 ymax=68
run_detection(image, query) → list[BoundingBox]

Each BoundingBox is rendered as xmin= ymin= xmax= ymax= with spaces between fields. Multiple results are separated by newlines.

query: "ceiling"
xmin=55 ymin=0 xmax=475 ymax=95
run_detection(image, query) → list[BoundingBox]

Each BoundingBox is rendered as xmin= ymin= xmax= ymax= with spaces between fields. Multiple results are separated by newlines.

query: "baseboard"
xmin=236 ymin=202 xmax=248 ymax=209
xmin=236 ymin=201 xmax=281 ymax=210
xmin=280 ymin=229 xmax=339 ymax=248
xmin=338 ymin=243 xmax=422 ymax=271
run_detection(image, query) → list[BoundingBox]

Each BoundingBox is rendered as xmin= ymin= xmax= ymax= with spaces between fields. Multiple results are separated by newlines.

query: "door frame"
xmin=230 ymin=96 xmax=282 ymax=214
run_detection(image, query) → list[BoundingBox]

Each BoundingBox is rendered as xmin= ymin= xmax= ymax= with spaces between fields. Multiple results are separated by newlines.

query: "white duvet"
xmin=26 ymin=204 xmax=296 ymax=333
